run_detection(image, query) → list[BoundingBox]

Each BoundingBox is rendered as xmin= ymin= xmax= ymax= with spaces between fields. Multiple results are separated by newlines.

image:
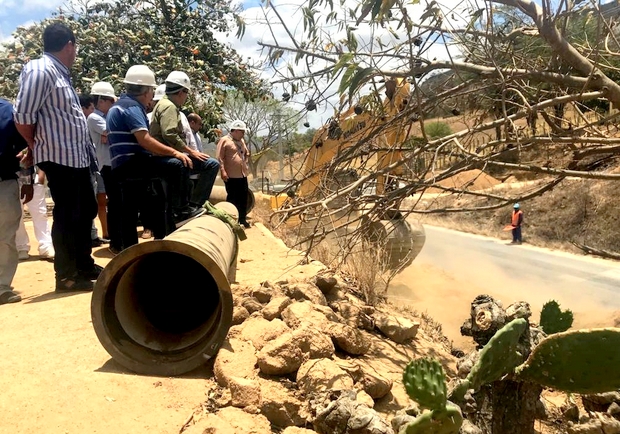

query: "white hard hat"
xmin=91 ymin=81 xmax=116 ymax=98
xmin=230 ymin=119 xmax=247 ymax=131
xmin=165 ymin=71 xmax=191 ymax=90
xmin=153 ymin=84 xmax=166 ymax=101
xmin=123 ymin=65 xmax=157 ymax=87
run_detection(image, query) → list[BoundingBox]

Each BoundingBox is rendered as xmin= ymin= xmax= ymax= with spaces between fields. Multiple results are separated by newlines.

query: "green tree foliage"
xmin=0 ymin=0 xmax=269 ymax=129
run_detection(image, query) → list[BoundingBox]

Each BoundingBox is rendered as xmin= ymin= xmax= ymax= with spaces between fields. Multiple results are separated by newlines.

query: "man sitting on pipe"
xmin=106 ymin=65 xmax=204 ymax=251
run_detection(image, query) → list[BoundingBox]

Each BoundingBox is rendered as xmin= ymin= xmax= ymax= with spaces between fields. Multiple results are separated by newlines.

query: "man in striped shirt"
xmin=14 ymin=22 xmax=100 ymax=293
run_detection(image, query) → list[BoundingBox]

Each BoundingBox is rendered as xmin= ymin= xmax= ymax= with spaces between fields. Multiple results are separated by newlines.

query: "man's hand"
xmin=20 ymin=184 xmax=34 ymax=204
xmin=221 ymin=170 xmax=229 ymax=182
xmin=173 ymin=150 xmax=193 ymax=169
xmin=189 ymin=149 xmax=210 ymax=162
xmin=17 ymin=149 xmax=33 ymax=168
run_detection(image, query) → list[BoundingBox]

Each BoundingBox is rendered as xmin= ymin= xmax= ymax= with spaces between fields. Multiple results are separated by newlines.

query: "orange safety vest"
xmin=512 ymin=210 xmax=523 ymax=226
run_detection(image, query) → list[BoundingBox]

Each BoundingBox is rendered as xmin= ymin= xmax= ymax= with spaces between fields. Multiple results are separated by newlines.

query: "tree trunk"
xmin=469 ymin=380 xmax=543 ymax=434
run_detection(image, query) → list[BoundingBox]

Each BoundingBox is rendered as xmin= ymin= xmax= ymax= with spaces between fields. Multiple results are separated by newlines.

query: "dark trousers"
xmin=225 ymin=177 xmax=249 ymax=224
xmin=100 ymin=165 xmax=122 ymax=251
xmin=512 ymin=226 xmax=522 ymax=243
xmin=112 ymin=155 xmax=187 ymax=249
xmin=38 ymin=162 xmax=97 ymax=280
xmin=189 ymin=157 xmax=219 ymax=207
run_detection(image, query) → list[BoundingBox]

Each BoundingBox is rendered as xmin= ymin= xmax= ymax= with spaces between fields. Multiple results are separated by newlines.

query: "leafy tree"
xmin=0 ymin=0 xmax=269 ymax=132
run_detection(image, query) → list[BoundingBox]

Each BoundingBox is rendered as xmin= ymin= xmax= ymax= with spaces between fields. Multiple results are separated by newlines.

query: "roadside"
xmin=0 ymin=219 xmax=324 ymax=434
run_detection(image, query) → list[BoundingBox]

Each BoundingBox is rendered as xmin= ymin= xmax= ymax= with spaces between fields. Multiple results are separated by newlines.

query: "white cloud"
xmin=0 ymin=0 xmax=64 ymax=16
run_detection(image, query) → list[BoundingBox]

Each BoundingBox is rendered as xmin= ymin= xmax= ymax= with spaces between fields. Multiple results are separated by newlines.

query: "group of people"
xmin=0 ymin=22 xmax=251 ymax=304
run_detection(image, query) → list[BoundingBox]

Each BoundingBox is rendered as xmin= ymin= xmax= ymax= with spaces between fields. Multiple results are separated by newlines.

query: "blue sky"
xmin=0 ymin=0 xmax=66 ymax=41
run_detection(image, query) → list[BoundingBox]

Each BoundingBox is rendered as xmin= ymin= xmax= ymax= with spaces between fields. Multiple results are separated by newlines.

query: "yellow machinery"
xmin=271 ymin=78 xmax=425 ymax=272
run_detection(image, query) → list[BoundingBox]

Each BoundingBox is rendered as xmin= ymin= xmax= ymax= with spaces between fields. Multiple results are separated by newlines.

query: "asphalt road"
xmin=389 ymin=224 xmax=620 ymax=344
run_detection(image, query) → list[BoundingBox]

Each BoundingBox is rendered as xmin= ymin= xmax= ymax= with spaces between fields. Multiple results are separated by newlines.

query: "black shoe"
xmin=99 ymin=237 xmax=110 ymax=244
xmin=78 ymin=264 xmax=104 ymax=281
xmin=108 ymin=246 xmax=122 ymax=256
xmin=241 ymin=221 xmax=251 ymax=228
xmin=55 ymin=277 xmax=94 ymax=293
xmin=174 ymin=206 xmax=206 ymax=228
xmin=91 ymin=238 xmax=103 ymax=247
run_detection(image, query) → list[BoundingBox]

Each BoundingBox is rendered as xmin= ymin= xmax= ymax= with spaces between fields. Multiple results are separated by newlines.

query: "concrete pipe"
xmin=209 ymin=185 xmax=255 ymax=214
xmin=91 ymin=213 xmax=236 ymax=376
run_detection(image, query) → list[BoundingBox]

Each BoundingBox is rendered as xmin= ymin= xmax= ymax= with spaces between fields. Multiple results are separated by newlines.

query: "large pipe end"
xmin=91 ymin=233 xmax=234 ymax=376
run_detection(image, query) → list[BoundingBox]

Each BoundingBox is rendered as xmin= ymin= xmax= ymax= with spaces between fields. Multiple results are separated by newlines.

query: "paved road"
xmin=389 ymin=224 xmax=620 ymax=344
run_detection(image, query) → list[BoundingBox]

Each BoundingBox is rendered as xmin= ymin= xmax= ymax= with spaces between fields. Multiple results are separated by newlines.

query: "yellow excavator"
xmin=269 ymin=78 xmax=426 ymax=272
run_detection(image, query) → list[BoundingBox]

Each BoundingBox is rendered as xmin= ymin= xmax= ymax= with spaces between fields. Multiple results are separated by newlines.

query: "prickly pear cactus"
xmin=466 ymin=318 xmax=528 ymax=390
xmin=516 ymin=328 xmax=620 ymax=393
xmin=403 ymin=358 xmax=447 ymax=410
xmin=539 ymin=300 xmax=573 ymax=334
xmin=399 ymin=405 xmax=463 ymax=434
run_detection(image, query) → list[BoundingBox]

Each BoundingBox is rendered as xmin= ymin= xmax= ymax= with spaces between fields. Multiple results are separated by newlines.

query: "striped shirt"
xmin=13 ymin=53 xmax=92 ymax=168
xmin=106 ymin=94 xmax=150 ymax=169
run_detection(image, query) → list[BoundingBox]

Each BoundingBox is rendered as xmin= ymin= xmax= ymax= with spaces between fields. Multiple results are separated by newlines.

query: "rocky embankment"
xmin=182 ymin=273 xmax=454 ymax=433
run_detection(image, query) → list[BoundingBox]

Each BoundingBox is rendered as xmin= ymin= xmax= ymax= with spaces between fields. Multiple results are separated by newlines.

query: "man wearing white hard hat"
xmin=150 ymin=71 xmax=220 ymax=208
xmin=216 ymin=119 xmax=251 ymax=228
xmin=87 ymin=81 xmax=120 ymax=251
xmin=106 ymin=65 xmax=203 ymax=251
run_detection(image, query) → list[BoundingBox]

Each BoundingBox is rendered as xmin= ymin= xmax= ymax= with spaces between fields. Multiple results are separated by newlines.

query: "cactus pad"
xmin=400 ymin=405 xmax=463 ymax=434
xmin=403 ymin=358 xmax=447 ymax=410
xmin=516 ymin=328 xmax=620 ymax=393
xmin=540 ymin=300 xmax=573 ymax=335
xmin=466 ymin=318 xmax=528 ymax=390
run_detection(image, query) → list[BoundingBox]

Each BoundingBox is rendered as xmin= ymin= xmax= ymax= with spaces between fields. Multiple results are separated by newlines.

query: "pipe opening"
xmin=107 ymin=251 xmax=221 ymax=353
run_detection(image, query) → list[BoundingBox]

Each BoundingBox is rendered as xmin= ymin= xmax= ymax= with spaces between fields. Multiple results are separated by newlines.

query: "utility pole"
xmin=273 ymin=106 xmax=284 ymax=182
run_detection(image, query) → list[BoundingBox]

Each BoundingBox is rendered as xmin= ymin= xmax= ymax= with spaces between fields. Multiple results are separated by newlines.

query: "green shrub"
xmin=424 ymin=121 xmax=453 ymax=139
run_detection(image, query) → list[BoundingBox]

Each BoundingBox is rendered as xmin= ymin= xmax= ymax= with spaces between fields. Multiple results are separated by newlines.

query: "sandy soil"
xmin=0 ymin=219 xmax=324 ymax=434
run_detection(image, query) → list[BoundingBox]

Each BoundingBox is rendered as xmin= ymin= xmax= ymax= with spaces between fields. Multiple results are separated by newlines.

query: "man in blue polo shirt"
xmin=14 ymin=22 xmax=100 ymax=293
xmin=106 ymin=65 xmax=203 ymax=251
xmin=0 ymin=98 xmax=33 ymax=305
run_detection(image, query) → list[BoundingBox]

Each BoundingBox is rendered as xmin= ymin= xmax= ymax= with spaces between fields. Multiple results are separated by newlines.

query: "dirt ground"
xmin=0 ymin=219 xmax=325 ymax=434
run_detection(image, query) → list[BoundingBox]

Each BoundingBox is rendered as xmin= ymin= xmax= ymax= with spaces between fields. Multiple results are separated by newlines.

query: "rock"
xmin=213 ymin=338 xmax=257 ymax=387
xmin=281 ymin=301 xmax=341 ymax=330
xmin=457 ymin=350 xmax=479 ymax=379
xmin=356 ymin=390 xmax=375 ymax=408
xmin=505 ymin=301 xmax=532 ymax=321
xmin=259 ymin=379 xmax=307 ymax=427
xmin=184 ymin=406 xmax=271 ymax=434
xmin=292 ymin=326 xmax=335 ymax=359
xmin=567 ymin=419 xmax=604 ymax=434
xmin=601 ymin=414 xmax=620 ymax=434
xmin=312 ymin=390 xmax=393 ymax=434
xmin=330 ymin=301 xmax=374 ymax=330
xmin=286 ymin=283 xmax=328 ymax=306
xmin=238 ymin=316 xmax=290 ymax=351
xmin=583 ymin=393 xmax=620 ymax=413
xmin=608 ymin=402 xmax=620 ymax=419
xmin=314 ymin=275 xmax=338 ymax=295
xmin=251 ymin=287 xmax=272 ymax=303
xmin=460 ymin=419 xmax=483 ymax=434
xmin=257 ymin=332 xmax=304 ymax=375
xmin=563 ymin=402 xmax=581 ymax=423
xmin=391 ymin=414 xmax=416 ymax=433
xmin=358 ymin=367 xmax=392 ymax=399
xmin=232 ymin=306 xmax=250 ymax=325
xmin=327 ymin=323 xmax=371 ymax=355
xmin=374 ymin=312 xmax=419 ymax=343
xmin=296 ymin=359 xmax=354 ymax=397
xmin=282 ymin=428 xmax=317 ymax=434
xmin=229 ymin=376 xmax=261 ymax=408
xmin=461 ymin=295 xmax=507 ymax=347
xmin=262 ymin=296 xmax=293 ymax=320
xmin=241 ymin=297 xmax=264 ymax=314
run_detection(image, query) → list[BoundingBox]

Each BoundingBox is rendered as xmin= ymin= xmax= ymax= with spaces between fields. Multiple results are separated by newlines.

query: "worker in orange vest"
xmin=511 ymin=203 xmax=523 ymax=244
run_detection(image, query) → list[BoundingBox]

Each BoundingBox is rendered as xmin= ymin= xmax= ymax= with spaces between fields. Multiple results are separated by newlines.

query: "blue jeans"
xmin=512 ymin=226 xmax=522 ymax=243
xmin=189 ymin=157 xmax=219 ymax=207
